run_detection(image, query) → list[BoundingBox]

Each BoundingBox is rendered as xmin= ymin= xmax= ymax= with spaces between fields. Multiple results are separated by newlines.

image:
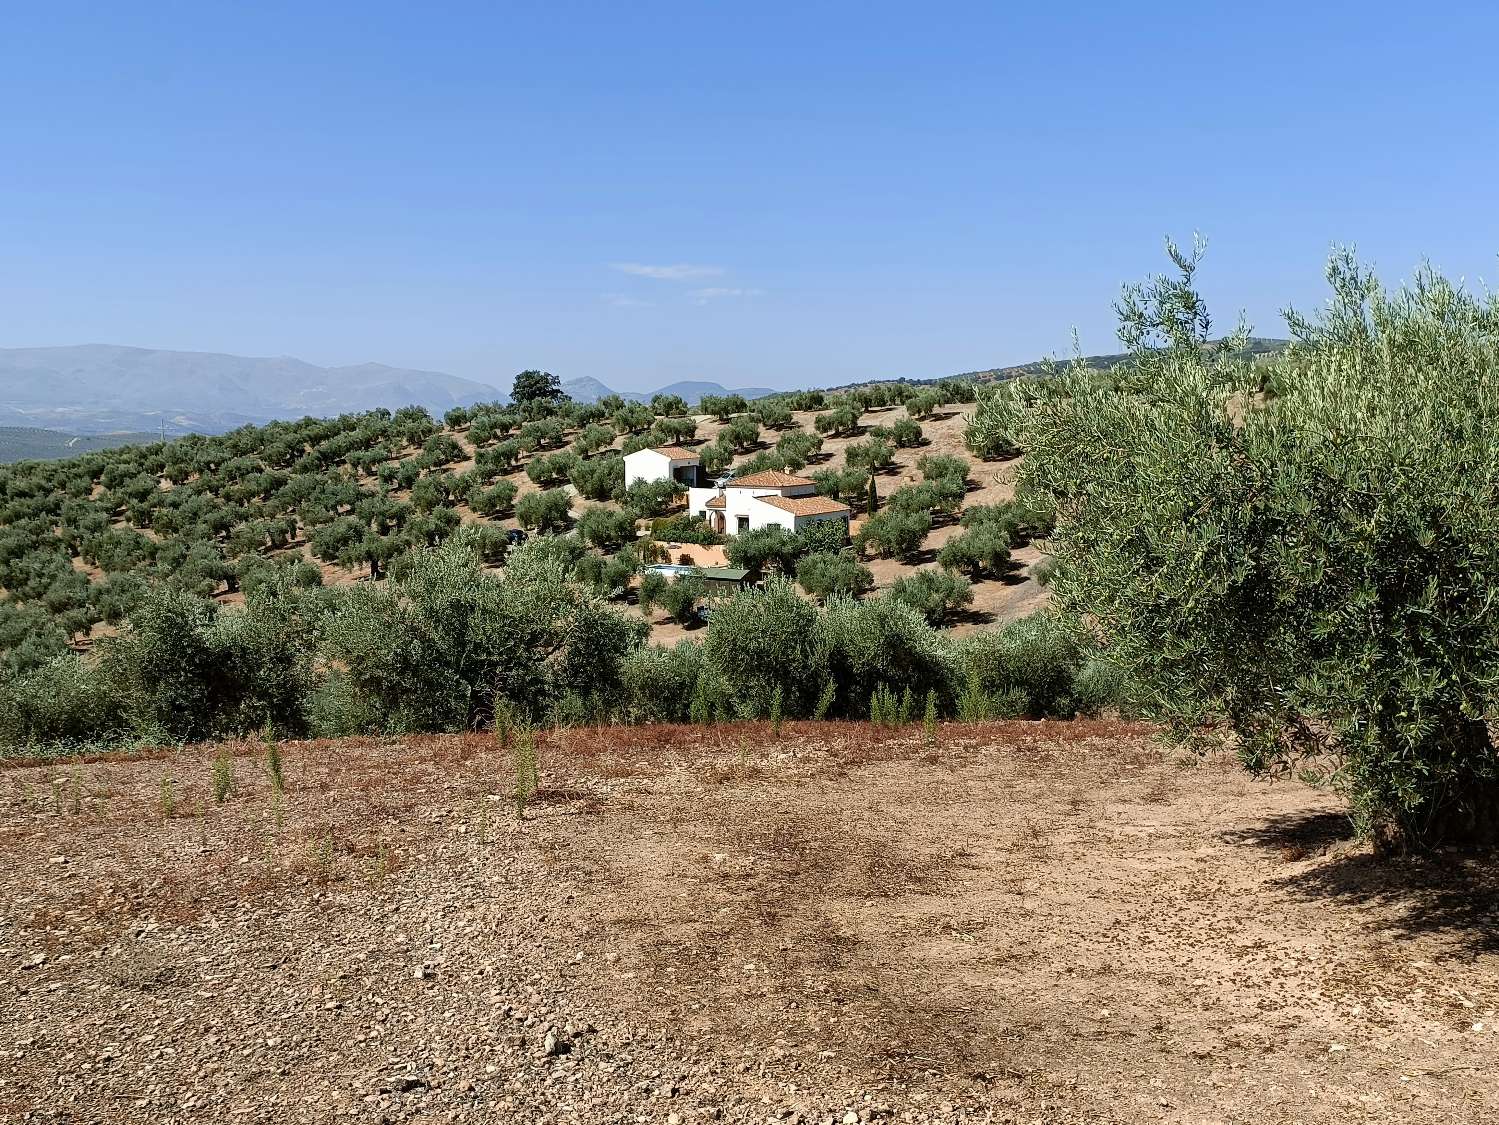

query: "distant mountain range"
xmin=0 ymin=345 xmax=502 ymax=436
xmin=0 ymin=344 xmax=780 ymax=436
xmin=0 ymin=339 xmax=1293 ymax=451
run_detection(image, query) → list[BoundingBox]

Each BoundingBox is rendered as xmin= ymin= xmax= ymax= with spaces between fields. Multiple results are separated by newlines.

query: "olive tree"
xmin=1019 ymin=240 xmax=1499 ymax=848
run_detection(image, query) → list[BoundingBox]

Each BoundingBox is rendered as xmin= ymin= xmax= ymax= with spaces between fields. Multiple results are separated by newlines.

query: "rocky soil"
xmin=3 ymin=721 xmax=1496 ymax=1123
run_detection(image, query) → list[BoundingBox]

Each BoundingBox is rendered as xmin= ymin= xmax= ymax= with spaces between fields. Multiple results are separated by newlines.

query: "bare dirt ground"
xmin=4 ymin=722 xmax=1496 ymax=1124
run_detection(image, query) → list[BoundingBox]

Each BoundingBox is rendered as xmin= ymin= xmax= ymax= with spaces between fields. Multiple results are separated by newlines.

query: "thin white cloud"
xmin=611 ymin=262 xmax=725 ymax=281
xmin=689 ymin=287 xmax=763 ymax=305
xmin=602 ymin=293 xmax=653 ymax=308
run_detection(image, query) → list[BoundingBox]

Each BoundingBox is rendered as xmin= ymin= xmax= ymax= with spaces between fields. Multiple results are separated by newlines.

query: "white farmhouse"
xmin=623 ymin=446 xmax=703 ymax=488
xmin=687 ymin=470 xmax=851 ymax=536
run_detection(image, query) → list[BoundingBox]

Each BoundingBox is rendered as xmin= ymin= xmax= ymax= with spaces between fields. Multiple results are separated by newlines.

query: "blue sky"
xmin=5 ymin=2 xmax=1499 ymax=394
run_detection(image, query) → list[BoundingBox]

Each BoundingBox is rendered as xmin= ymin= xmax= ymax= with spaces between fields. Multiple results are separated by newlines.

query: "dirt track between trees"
xmin=3 ymin=721 xmax=1496 ymax=1123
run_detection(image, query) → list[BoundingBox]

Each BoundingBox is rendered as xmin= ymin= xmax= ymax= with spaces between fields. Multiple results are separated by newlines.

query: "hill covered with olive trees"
xmin=0 ymin=371 xmax=1098 ymax=752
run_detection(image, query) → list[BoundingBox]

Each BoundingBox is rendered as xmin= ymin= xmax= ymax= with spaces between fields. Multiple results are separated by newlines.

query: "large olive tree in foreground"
xmin=1020 ymin=241 xmax=1499 ymax=847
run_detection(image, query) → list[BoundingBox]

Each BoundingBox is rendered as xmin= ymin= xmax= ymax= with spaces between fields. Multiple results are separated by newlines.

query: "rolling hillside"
xmin=0 ymin=426 xmax=161 ymax=464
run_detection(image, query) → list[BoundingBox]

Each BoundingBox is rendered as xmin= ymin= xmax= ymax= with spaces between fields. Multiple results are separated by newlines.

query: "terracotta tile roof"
xmin=754 ymin=495 xmax=851 ymax=517
xmin=650 ymin=446 xmax=700 ymax=460
xmin=704 ymin=495 xmax=726 ymax=509
xmin=726 ymin=470 xmax=817 ymax=489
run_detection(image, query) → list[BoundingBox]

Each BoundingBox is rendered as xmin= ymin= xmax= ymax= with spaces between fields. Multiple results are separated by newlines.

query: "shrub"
xmin=905 ymin=389 xmax=944 ymax=419
xmin=526 ymin=450 xmax=580 ymax=486
xmin=965 ymin=383 xmax=1025 ymax=460
xmin=572 ymin=422 xmax=617 ymax=456
xmin=621 ymin=478 xmax=682 ymax=518
xmin=796 ymin=519 xmax=849 ymax=555
xmin=649 ymin=416 xmax=697 ymax=445
xmin=725 ymin=526 xmax=802 ymax=574
xmin=855 ymin=508 xmax=931 ymax=560
xmin=889 ymin=417 xmax=924 ymax=447
xmin=620 ymin=640 xmax=703 ymax=722
xmin=515 ymin=488 xmax=572 ymax=532
xmin=795 ymin=551 xmax=874 ymax=603
xmin=613 ymin=402 xmax=655 ymax=434
xmin=101 ymin=581 xmax=318 ymax=743
xmin=572 ymin=548 xmax=639 ymax=599
xmin=776 ymin=429 xmax=823 ymax=470
xmin=320 ymin=533 xmax=643 ymax=731
xmin=821 ymin=595 xmax=956 ymax=719
xmin=651 ymin=393 xmax=690 ymax=417
xmin=650 ymin=513 xmax=725 ymax=546
xmin=576 ymin=505 xmax=638 ymax=551
xmin=814 ymin=404 xmax=863 ymax=436
xmin=886 ymin=480 xmax=962 ymax=519
xmin=937 ymin=522 xmax=1012 ymax=579
xmin=733 ymin=450 xmax=787 ymax=477
xmin=953 ymin=613 xmax=1090 ymax=718
xmin=703 ymin=577 xmax=829 ymax=718
xmin=917 ymin=453 xmax=969 ymax=487
xmin=888 ymin=568 xmax=973 ymax=625
xmin=0 ymin=655 xmax=131 ymax=748
xmin=472 ymin=480 xmax=518 ymax=516
xmin=844 ymin=437 xmax=895 ymax=473
xmin=810 ymin=466 xmax=869 ymax=502
xmin=697 ymin=439 xmax=734 ymax=477
xmin=418 ymin=433 xmax=465 ymax=468
xmin=754 ymin=399 xmax=794 ymax=429
xmin=959 ymin=498 xmax=1054 ymax=542
xmin=570 ymin=453 xmax=625 ymax=502
xmin=721 ymin=416 xmax=761 ymax=451
xmin=657 ymin=573 xmax=707 ymax=625
xmin=700 ymin=393 xmax=749 ymax=421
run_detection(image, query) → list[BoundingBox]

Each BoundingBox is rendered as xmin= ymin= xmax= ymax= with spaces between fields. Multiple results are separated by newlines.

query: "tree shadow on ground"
xmin=1225 ymin=811 xmax=1499 ymax=954
xmin=998 ymin=558 xmax=1033 ymax=586
xmin=946 ymin=605 xmax=997 ymax=629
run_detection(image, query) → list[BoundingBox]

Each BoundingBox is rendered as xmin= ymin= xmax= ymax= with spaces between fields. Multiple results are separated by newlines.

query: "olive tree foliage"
xmin=888 ymin=567 xmax=973 ymax=625
xmin=820 ymin=595 xmax=956 ymax=719
xmin=703 ymin=577 xmax=829 ymax=719
xmin=100 ymin=579 xmax=319 ymax=742
xmin=1018 ymin=239 xmax=1499 ymax=846
xmin=795 ymin=550 xmax=874 ymax=603
xmin=318 ymin=532 xmax=645 ymax=732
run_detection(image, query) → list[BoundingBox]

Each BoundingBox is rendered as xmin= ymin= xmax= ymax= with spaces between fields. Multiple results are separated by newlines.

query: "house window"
xmin=736 ymin=515 xmax=749 ymax=533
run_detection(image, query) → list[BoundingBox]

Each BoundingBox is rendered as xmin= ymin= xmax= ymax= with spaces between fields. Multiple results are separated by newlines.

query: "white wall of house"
xmin=688 ymin=484 xmax=846 ymax=535
xmin=625 ymin=448 xmax=698 ymax=487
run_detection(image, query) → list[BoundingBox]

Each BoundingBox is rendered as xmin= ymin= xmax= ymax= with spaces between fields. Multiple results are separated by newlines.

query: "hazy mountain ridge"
xmin=0 ymin=345 xmax=503 ymax=435
xmin=0 ymin=345 xmax=785 ymax=433
xmin=0 ymin=340 xmax=1288 ymax=440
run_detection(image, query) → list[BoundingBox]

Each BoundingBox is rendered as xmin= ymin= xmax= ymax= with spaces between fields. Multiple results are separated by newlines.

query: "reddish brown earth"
xmin=3 ymin=721 xmax=1496 ymax=1123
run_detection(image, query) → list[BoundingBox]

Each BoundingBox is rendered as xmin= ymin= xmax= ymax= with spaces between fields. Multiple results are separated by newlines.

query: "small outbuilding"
xmin=624 ymin=446 xmax=702 ymax=488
